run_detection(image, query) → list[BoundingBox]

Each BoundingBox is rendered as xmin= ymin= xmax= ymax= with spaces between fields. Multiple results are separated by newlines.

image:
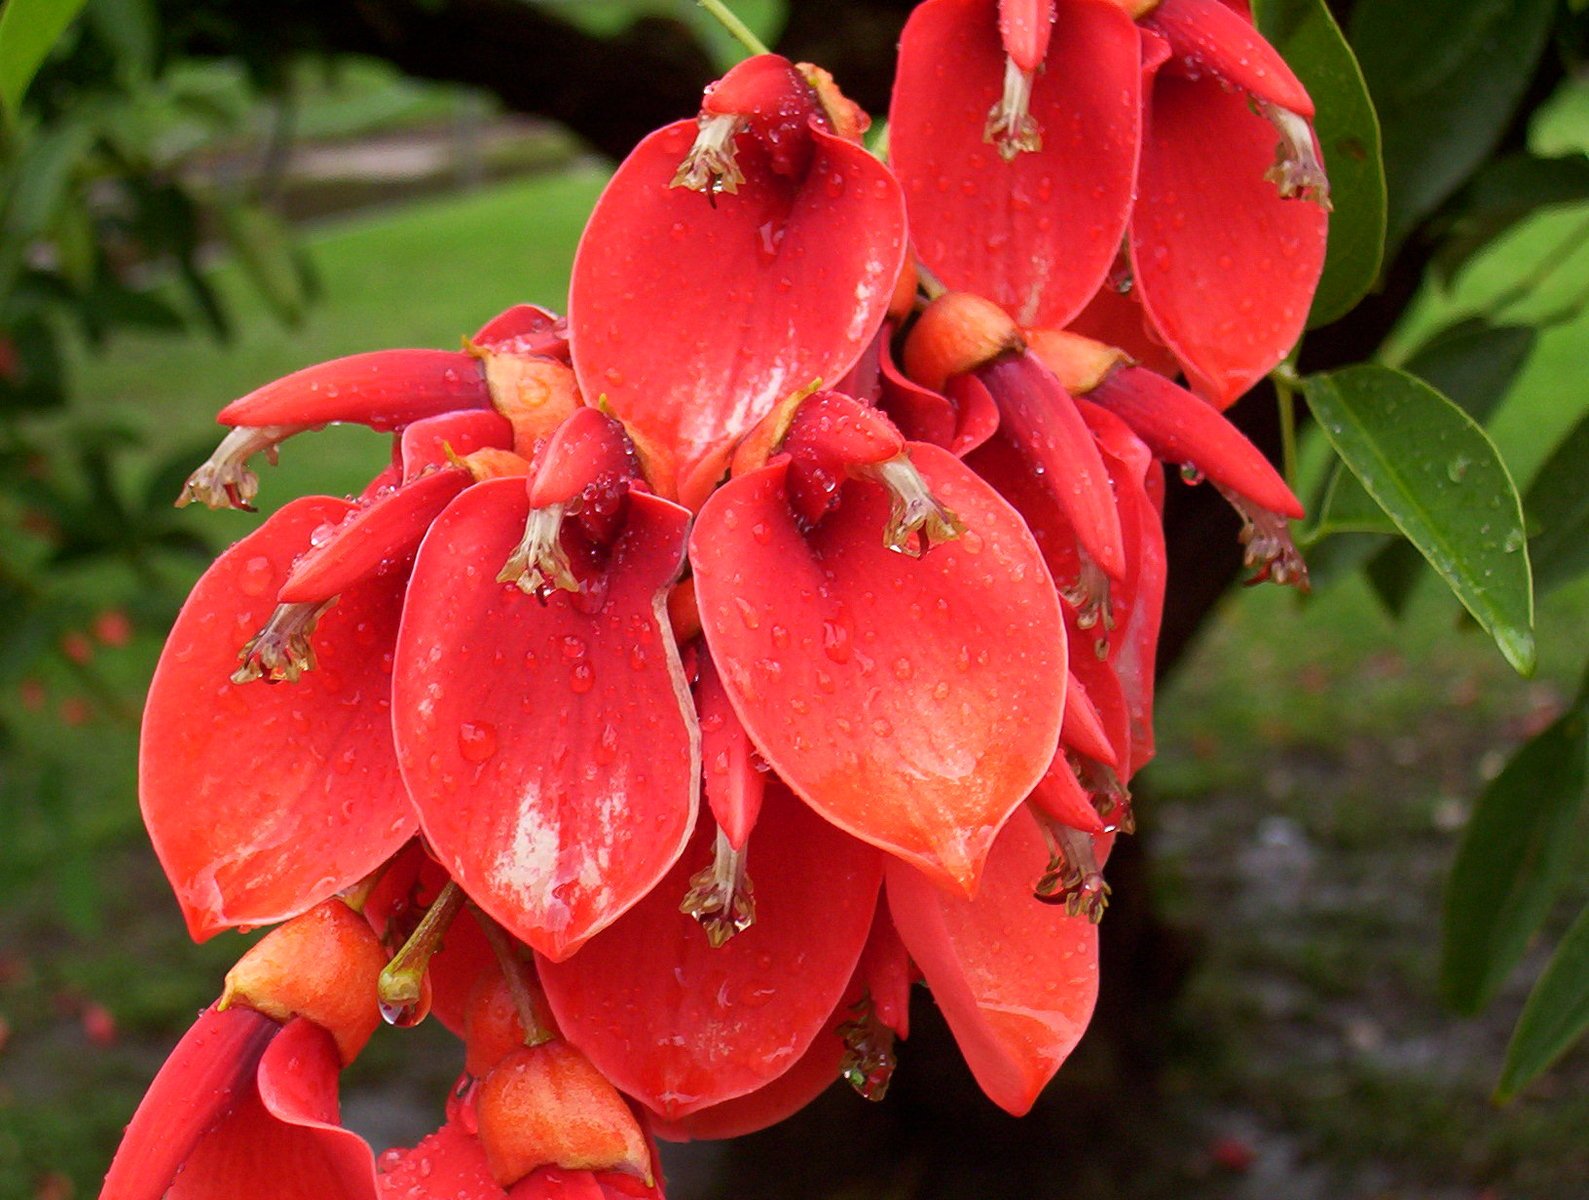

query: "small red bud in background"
xmin=58 ymin=697 xmax=92 ymax=727
xmin=1208 ymin=1134 xmax=1257 ymax=1173
xmin=81 ymin=1001 xmax=118 ymax=1047
xmin=92 ymin=609 xmax=134 ymax=647
xmin=59 ymin=632 xmax=93 ymax=665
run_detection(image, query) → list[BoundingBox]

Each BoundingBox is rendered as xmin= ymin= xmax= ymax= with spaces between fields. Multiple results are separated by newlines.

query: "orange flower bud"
xmin=477 ymin=1042 xmax=652 ymax=1188
xmin=219 ymin=900 xmax=386 ymax=1063
xmin=1023 ymin=328 xmax=1132 ymax=395
xmin=902 ymin=292 xmax=1024 ymax=394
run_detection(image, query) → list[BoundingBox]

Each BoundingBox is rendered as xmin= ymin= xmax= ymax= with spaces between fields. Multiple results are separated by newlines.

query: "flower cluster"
xmin=109 ymin=3 xmax=1326 ymax=1196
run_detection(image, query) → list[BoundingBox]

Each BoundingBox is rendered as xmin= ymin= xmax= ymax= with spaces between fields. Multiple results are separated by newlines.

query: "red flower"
xmin=101 ymin=902 xmax=386 ymax=1200
xmin=890 ymin=0 xmax=1329 ymax=405
xmin=124 ymin=19 xmax=1330 ymax=1176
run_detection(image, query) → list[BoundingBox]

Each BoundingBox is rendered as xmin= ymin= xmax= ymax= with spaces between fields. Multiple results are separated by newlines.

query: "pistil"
xmin=498 ymin=503 xmax=580 ymax=598
xmin=679 ymin=827 xmax=757 ymax=947
xmin=1260 ymin=101 xmax=1332 ymax=210
xmin=864 ymin=454 xmax=966 ymax=558
xmin=231 ymin=599 xmax=335 ymax=685
xmin=177 ymin=424 xmax=308 ymax=511
xmin=985 ymin=56 xmax=1043 ymax=161
xmin=671 ymin=113 xmax=747 ymax=197
xmin=1034 ymin=819 xmax=1111 ymax=923
xmin=1218 ymin=484 xmax=1310 ymax=591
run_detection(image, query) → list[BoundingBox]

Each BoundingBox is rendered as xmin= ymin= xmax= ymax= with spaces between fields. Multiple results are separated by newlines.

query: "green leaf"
xmin=1303 ymin=364 xmax=1535 ymax=673
xmin=1349 ymin=0 xmax=1555 ymax=257
xmin=1255 ymin=0 xmax=1385 ymax=326
xmin=0 ymin=0 xmax=90 ymax=118
xmin=1434 ymin=154 xmax=1589 ymax=284
xmin=1401 ymin=319 xmax=1539 ymax=425
xmin=1307 ymin=460 xmax=1397 ymax=539
xmin=1498 ymin=900 xmax=1589 ymax=1099
xmin=1524 ymin=410 xmax=1589 ymax=595
xmin=1441 ymin=692 xmax=1588 ymax=1015
xmin=1362 ymin=320 xmax=1540 ymax=615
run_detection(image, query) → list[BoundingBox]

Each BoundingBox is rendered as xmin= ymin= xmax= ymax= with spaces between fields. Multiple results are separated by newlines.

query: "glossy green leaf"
xmin=0 ymin=0 xmax=90 ymax=117
xmin=1255 ymin=0 xmax=1385 ymax=326
xmin=1303 ymin=364 xmax=1535 ymax=674
xmin=1441 ymin=692 xmax=1588 ymax=1015
xmin=1307 ymin=460 xmax=1396 ymax=539
xmin=1524 ymin=411 xmax=1589 ymax=595
xmin=1499 ymin=900 xmax=1589 ymax=1100
xmin=1363 ymin=320 xmax=1540 ymax=615
xmin=1349 ymin=0 xmax=1555 ymax=256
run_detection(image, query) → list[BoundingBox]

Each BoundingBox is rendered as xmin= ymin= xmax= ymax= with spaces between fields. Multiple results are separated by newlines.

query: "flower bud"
xmin=1023 ymin=328 xmax=1132 ymax=396
xmin=477 ymin=1042 xmax=652 ymax=1188
xmin=219 ymin=900 xmax=386 ymax=1063
xmin=903 ymin=292 xmax=1024 ymax=394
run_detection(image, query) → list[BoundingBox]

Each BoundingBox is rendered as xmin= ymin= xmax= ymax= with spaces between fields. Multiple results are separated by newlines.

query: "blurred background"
xmin=1 ymin=1 xmax=1587 ymax=1197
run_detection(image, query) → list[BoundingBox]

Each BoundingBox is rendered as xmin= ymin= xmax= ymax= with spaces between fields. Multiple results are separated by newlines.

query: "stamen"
xmin=1058 ymin=552 xmax=1114 ymax=653
xmin=497 ymin=503 xmax=580 ymax=599
xmin=864 ymin=454 xmax=966 ymax=558
xmin=984 ymin=56 xmax=1043 ymax=162
xmin=378 ymin=881 xmax=465 ymax=1027
xmin=1217 ymin=484 xmax=1311 ymax=592
xmin=837 ymin=994 xmax=896 ymax=1100
xmin=1259 ymin=101 xmax=1332 ymax=211
xmin=177 ymin=424 xmax=307 ymax=511
xmin=670 ymin=113 xmax=747 ymax=197
xmin=1034 ymin=820 xmax=1110 ymax=923
xmin=1072 ymin=752 xmax=1135 ymax=835
xmin=679 ymin=827 xmax=757 ymax=947
xmin=231 ymin=599 xmax=335 ymax=685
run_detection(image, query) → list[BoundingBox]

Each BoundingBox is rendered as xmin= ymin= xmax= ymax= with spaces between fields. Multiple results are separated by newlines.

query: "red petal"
xmin=886 ymin=807 xmax=1099 ymax=1115
xmin=1029 ymin=754 xmax=1105 ymax=833
xmin=1062 ymin=280 xmax=1182 ymax=380
xmin=102 ymin=1004 xmax=277 ymax=1200
xmin=394 ymin=479 xmax=697 ymax=962
xmin=279 ymin=470 xmax=471 ymax=604
xmin=401 ymin=411 xmax=516 ymax=481
xmin=379 ymin=1120 xmax=502 ymax=1200
xmin=1062 ymin=670 xmax=1117 ymax=766
xmin=1131 ymin=75 xmax=1327 ymax=407
xmin=858 ymin=898 xmax=915 ymax=1038
xmin=474 ymin=304 xmax=570 ymax=361
xmin=891 ymin=0 xmax=1140 ymax=329
xmin=649 ymin=983 xmax=854 ymax=1142
xmin=537 ymin=783 xmax=881 ymax=1120
xmin=1000 ymin=0 xmax=1054 ymax=71
xmin=1077 ymin=403 xmax=1166 ymax=775
xmin=218 ymin=350 xmax=489 ymax=431
xmin=978 ymin=353 xmax=1127 ymax=580
xmin=141 ymin=498 xmax=416 ymax=939
xmin=1144 ymin=0 xmax=1312 ymax=115
xmin=568 ymin=122 xmax=906 ymax=505
xmin=169 ymin=1018 xmax=375 ymax=1200
xmin=1092 ymin=366 xmax=1302 ymax=516
xmin=691 ymin=445 xmax=1065 ymax=894
xmin=696 ymin=649 xmax=766 ymax=850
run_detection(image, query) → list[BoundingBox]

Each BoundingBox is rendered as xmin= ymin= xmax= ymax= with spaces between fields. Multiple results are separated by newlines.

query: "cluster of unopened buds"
xmin=108 ymin=1 xmax=1327 ymax=1195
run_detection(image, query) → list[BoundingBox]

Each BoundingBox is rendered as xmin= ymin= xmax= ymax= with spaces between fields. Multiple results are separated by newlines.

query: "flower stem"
xmin=696 ymin=0 xmax=772 ymax=57
xmin=1271 ymin=358 xmax=1301 ymax=494
xmin=473 ymin=905 xmax=555 ymax=1046
xmin=379 ymin=881 xmax=464 ymax=1010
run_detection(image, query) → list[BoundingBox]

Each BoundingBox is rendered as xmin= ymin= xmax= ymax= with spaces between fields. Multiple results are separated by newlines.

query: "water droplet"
xmin=822 ymin=617 xmax=852 ymax=664
xmin=238 ymin=556 xmax=274 ymax=597
xmin=1446 ymin=455 xmax=1471 ymax=483
xmin=570 ymin=661 xmax=595 ymax=694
